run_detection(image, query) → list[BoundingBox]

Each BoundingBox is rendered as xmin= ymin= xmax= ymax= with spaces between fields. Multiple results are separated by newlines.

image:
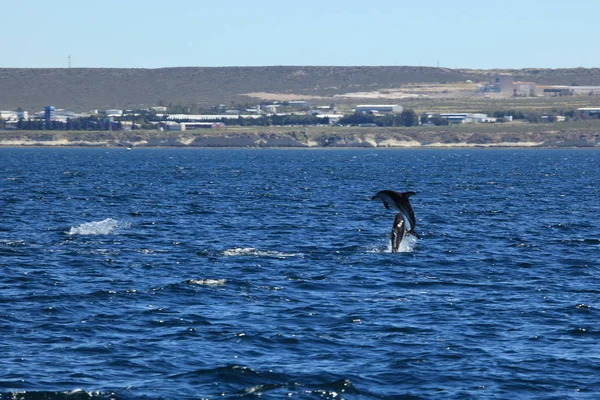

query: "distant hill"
xmin=1 ymin=66 xmax=600 ymax=112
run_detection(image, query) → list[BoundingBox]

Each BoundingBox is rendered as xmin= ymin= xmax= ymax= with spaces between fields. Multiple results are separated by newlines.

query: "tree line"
xmin=3 ymin=107 xmax=600 ymax=131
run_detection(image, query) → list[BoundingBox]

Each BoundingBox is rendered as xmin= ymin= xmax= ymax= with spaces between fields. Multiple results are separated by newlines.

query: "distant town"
xmin=2 ymin=73 xmax=600 ymax=132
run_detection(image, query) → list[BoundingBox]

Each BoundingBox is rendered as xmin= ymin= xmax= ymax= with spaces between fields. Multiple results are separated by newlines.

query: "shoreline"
xmin=1 ymin=124 xmax=599 ymax=148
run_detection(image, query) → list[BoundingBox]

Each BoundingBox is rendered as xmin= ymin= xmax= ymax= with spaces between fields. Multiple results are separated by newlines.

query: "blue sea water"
xmin=0 ymin=147 xmax=599 ymax=400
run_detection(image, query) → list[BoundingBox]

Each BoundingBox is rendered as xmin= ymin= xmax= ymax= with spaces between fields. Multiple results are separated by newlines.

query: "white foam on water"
xmin=222 ymin=247 xmax=300 ymax=258
xmin=68 ymin=218 xmax=128 ymax=235
xmin=368 ymin=235 xmax=417 ymax=253
xmin=187 ymin=279 xmax=227 ymax=286
xmin=397 ymin=235 xmax=417 ymax=253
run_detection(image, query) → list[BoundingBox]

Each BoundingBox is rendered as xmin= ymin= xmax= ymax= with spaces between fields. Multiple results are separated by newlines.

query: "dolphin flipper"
xmin=408 ymin=229 xmax=421 ymax=239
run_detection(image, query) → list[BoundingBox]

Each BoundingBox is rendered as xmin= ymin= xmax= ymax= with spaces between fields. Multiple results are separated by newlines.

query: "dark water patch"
xmin=566 ymin=327 xmax=600 ymax=337
xmin=563 ymin=238 xmax=600 ymax=246
xmin=0 ymin=392 xmax=111 ymax=400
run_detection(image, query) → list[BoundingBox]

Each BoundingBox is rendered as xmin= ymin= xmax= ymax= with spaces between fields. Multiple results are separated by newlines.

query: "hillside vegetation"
xmin=3 ymin=66 xmax=600 ymax=112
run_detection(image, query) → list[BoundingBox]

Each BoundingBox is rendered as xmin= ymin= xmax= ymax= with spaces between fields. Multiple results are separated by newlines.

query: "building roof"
xmin=356 ymin=104 xmax=399 ymax=107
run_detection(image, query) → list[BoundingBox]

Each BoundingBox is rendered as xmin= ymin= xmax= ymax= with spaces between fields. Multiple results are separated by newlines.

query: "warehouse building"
xmin=355 ymin=104 xmax=403 ymax=113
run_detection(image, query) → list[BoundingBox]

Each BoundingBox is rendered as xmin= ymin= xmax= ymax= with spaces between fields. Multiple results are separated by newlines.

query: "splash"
xmin=369 ymin=235 xmax=417 ymax=253
xmin=396 ymin=235 xmax=417 ymax=253
xmin=222 ymin=247 xmax=300 ymax=258
xmin=68 ymin=218 xmax=126 ymax=235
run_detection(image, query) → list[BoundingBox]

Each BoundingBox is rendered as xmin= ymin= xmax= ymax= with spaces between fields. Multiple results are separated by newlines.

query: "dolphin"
xmin=390 ymin=213 xmax=406 ymax=253
xmin=372 ymin=190 xmax=421 ymax=249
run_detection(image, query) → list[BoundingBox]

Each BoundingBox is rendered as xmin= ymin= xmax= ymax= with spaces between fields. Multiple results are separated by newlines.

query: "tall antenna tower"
xmin=68 ymin=55 xmax=71 ymax=68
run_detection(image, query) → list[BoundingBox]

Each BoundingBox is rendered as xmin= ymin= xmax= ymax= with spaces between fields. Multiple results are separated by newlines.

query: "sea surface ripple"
xmin=0 ymin=148 xmax=599 ymax=399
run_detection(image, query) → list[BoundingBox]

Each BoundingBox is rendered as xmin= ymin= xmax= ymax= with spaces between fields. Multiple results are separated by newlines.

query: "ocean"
xmin=0 ymin=148 xmax=599 ymax=399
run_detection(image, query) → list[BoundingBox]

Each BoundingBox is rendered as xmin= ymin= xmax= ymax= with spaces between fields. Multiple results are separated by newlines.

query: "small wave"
xmin=67 ymin=218 xmax=128 ymax=235
xmin=222 ymin=247 xmax=300 ymax=258
xmin=0 ymin=239 xmax=27 ymax=247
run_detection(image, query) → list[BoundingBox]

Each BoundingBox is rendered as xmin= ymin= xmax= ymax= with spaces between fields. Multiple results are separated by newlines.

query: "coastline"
xmin=1 ymin=123 xmax=599 ymax=148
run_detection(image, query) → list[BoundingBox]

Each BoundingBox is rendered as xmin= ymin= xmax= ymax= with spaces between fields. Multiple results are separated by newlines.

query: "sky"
xmin=1 ymin=0 xmax=598 ymax=70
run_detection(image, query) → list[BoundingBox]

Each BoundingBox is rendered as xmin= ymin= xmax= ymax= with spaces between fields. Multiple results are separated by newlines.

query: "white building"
xmin=576 ymin=107 xmax=600 ymax=114
xmin=264 ymin=105 xmax=279 ymax=113
xmin=514 ymin=82 xmax=537 ymax=97
xmin=439 ymin=113 xmax=496 ymax=124
xmin=0 ymin=111 xmax=19 ymax=121
xmin=355 ymin=104 xmax=403 ymax=113
xmin=570 ymin=86 xmax=600 ymax=95
xmin=0 ymin=110 xmax=29 ymax=120
xmin=32 ymin=108 xmax=87 ymax=122
xmin=164 ymin=114 xmax=262 ymax=121
xmin=104 ymin=109 xmax=123 ymax=117
xmin=180 ymin=122 xmax=226 ymax=129
xmin=159 ymin=121 xmax=185 ymax=131
xmin=314 ymin=113 xmax=342 ymax=124
xmin=288 ymin=100 xmax=311 ymax=109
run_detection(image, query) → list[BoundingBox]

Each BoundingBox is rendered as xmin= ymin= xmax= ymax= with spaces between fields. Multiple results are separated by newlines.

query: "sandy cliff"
xmin=1 ymin=128 xmax=599 ymax=148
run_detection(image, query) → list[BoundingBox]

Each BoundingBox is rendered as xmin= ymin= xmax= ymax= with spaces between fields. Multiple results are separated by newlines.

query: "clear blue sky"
xmin=2 ymin=0 xmax=597 ymax=69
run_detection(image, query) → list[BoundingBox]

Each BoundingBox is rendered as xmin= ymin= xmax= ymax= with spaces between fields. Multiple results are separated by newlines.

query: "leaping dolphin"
xmin=390 ymin=213 xmax=406 ymax=253
xmin=372 ymin=190 xmax=421 ymax=252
